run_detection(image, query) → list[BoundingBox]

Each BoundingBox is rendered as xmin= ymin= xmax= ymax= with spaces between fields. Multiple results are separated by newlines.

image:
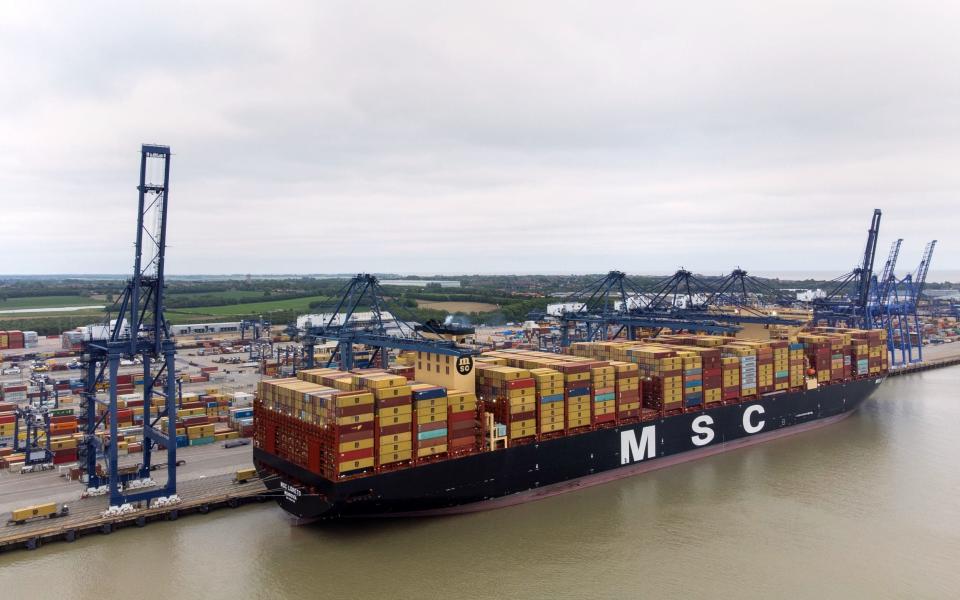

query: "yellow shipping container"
xmin=338 ymin=437 xmax=375 ymax=453
xmin=379 ymin=431 xmax=412 ymax=443
xmin=11 ymin=503 xmax=57 ymax=522
xmin=509 ymin=426 xmax=536 ymax=439
xmin=379 ymin=440 xmax=413 ymax=453
xmin=509 ymin=402 xmax=536 ymax=415
xmin=415 ymin=397 xmax=449 ymax=409
xmin=379 ymin=413 xmax=412 ymax=426
xmin=417 ymin=413 xmax=446 ymax=425
xmin=449 ymin=402 xmax=477 ymax=414
xmin=372 ymin=385 xmax=412 ymax=400
xmin=379 ymin=404 xmax=412 ymax=417
xmin=539 ymin=414 xmax=565 ymax=425
xmin=540 ymin=421 xmax=565 ymax=433
xmin=417 ymin=444 xmax=447 ymax=458
xmin=509 ymin=419 xmax=537 ymax=432
xmin=379 ymin=450 xmax=412 ymax=463
xmin=339 ymin=457 xmax=374 ymax=472
xmin=416 ymin=405 xmax=446 ymax=417
xmin=336 ymin=413 xmax=374 ymax=426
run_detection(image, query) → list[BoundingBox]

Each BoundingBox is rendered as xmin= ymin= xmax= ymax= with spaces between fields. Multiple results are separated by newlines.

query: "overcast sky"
xmin=0 ymin=2 xmax=957 ymax=279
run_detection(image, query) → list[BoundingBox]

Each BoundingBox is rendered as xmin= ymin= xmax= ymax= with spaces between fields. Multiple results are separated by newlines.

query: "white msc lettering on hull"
xmin=621 ymin=426 xmax=656 ymax=464
xmin=743 ymin=404 xmax=765 ymax=434
xmin=691 ymin=415 xmax=715 ymax=446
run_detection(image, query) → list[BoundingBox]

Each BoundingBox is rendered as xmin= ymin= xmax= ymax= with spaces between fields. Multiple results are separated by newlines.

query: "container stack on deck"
xmin=531 ymin=368 xmax=565 ymax=436
xmin=560 ymin=363 xmax=592 ymax=432
xmin=447 ymin=389 xmax=480 ymax=455
xmin=412 ymin=383 xmax=448 ymax=459
xmin=477 ymin=366 xmax=537 ymax=443
xmin=612 ymin=362 xmax=641 ymax=421
xmin=256 ymin=367 xmax=485 ymax=479
xmin=591 ymin=363 xmax=616 ymax=426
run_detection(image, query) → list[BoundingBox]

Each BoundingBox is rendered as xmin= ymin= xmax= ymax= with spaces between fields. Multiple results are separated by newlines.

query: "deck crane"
xmin=79 ymin=144 xmax=178 ymax=507
xmin=299 ymin=274 xmax=478 ymax=371
xmin=812 ymin=209 xmax=882 ymax=328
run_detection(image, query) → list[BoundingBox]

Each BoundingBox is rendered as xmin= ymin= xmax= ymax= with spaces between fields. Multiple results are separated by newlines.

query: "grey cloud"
xmin=0 ymin=1 xmax=957 ymax=277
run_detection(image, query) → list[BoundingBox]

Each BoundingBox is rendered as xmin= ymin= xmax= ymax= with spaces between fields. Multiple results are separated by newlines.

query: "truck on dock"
xmin=7 ymin=502 xmax=69 ymax=526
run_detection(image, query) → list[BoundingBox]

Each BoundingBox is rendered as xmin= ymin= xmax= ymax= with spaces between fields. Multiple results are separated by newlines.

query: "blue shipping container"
xmin=417 ymin=428 xmax=447 ymax=441
xmin=412 ymin=387 xmax=447 ymax=400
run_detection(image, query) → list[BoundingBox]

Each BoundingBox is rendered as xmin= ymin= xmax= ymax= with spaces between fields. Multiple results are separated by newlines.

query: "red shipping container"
xmin=448 ymin=410 xmax=476 ymax=423
xmin=417 ymin=421 xmax=447 ymax=432
xmin=417 ymin=437 xmax=446 ymax=449
xmin=376 ymin=395 xmax=412 ymax=409
xmin=505 ymin=378 xmax=535 ymax=390
xmin=449 ymin=437 xmax=476 ymax=449
xmin=377 ymin=423 xmax=411 ymax=436
xmin=449 ymin=419 xmax=477 ymax=432
xmin=338 ymin=447 xmax=374 ymax=462
xmin=53 ymin=449 xmax=78 ymax=464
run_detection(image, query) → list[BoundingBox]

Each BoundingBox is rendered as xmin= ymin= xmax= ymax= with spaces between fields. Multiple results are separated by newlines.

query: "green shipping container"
xmin=189 ymin=436 xmax=216 ymax=446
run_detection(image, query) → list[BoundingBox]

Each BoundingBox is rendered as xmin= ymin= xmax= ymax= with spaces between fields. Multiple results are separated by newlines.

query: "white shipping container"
xmin=231 ymin=392 xmax=254 ymax=407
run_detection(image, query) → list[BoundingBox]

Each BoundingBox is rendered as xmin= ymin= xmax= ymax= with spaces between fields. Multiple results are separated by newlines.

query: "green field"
xmin=0 ymin=295 xmax=98 ymax=310
xmin=167 ymin=295 xmax=331 ymax=322
xmin=166 ymin=290 xmax=268 ymax=301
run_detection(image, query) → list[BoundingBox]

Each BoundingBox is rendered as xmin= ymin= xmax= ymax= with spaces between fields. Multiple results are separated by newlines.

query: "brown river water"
xmin=2 ymin=366 xmax=958 ymax=599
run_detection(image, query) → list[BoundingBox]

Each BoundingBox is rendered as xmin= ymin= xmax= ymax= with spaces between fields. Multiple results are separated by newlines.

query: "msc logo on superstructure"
xmin=456 ymin=355 xmax=474 ymax=375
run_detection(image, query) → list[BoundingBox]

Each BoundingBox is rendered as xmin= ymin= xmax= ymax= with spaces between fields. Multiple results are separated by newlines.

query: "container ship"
xmin=253 ymin=328 xmax=888 ymax=519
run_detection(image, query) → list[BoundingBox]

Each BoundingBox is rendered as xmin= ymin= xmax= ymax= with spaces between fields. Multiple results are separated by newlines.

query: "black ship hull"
xmin=254 ymin=377 xmax=883 ymax=519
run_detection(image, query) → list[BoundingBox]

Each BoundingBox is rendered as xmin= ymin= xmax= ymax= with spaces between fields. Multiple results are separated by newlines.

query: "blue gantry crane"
xmin=556 ymin=271 xmax=746 ymax=347
xmin=299 ymin=274 xmax=478 ymax=370
xmin=812 ymin=209 xmax=883 ymax=329
xmin=79 ymin=144 xmax=178 ymax=507
xmin=643 ymin=268 xmax=804 ymax=327
xmin=884 ymin=240 xmax=937 ymax=363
